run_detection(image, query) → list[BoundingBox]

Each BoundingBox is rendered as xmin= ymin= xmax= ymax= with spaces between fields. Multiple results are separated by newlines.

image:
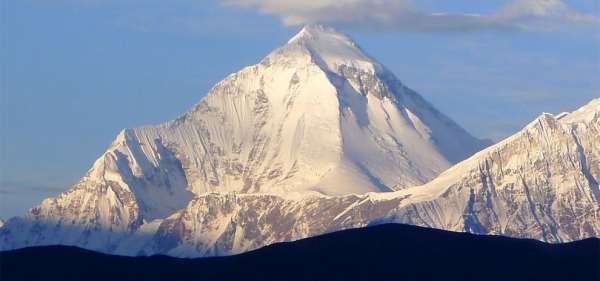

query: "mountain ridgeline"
xmin=0 ymin=25 xmax=598 ymax=257
xmin=2 ymin=224 xmax=598 ymax=281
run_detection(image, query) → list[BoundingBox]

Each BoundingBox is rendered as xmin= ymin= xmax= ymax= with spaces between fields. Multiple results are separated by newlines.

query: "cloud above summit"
xmin=221 ymin=0 xmax=600 ymax=32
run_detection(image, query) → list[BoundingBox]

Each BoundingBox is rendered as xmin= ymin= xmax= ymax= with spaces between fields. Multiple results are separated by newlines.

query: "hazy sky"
xmin=1 ymin=0 xmax=599 ymax=219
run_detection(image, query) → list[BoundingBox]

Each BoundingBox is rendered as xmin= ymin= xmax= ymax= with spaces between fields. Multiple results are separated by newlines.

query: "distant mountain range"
xmin=1 ymin=224 xmax=598 ymax=281
xmin=0 ymin=24 xmax=598 ymax=258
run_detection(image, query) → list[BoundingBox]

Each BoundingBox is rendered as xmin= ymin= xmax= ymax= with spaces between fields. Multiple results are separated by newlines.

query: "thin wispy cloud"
xmin=222 ymin=0 xmax=600 ymax=32
xmin=0 ymin=180 xmax=64 ymax=195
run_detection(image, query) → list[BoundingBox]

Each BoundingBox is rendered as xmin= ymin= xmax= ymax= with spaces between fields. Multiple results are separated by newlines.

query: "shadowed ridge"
xmin=2 ymin=224 xmax=598 ymax=281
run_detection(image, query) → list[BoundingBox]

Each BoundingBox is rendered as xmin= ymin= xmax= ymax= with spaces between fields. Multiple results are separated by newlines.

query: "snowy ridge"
xmin=561 ymin=98 xmax=600 ymax=124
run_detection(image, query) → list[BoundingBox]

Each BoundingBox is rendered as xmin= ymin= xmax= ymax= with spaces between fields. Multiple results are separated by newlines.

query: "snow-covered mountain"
xmin=1 ymin=25 xmax=597 ymax=257
xmin=0 ymin=24 xmax=487 ymax=252
xmin=119 ymin=98 xmax=599 ymax=257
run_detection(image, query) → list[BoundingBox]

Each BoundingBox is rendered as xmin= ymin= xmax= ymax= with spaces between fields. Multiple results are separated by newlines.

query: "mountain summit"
xmin=79 ymin=23 xmax=486 ymax=208
xmin=1 ymin=25 xmax=493 ymax=254
xmin=285 ymin=24 xmax=383 ymax=74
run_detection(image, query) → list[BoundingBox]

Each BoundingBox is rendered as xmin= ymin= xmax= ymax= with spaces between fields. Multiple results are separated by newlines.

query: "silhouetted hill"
xmin=1 ymin=224 xmax=598 ymax=281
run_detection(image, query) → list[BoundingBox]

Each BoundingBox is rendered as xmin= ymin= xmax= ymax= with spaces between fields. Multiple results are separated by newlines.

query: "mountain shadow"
xmin=1 ymin=223 xmax=598 ymax=281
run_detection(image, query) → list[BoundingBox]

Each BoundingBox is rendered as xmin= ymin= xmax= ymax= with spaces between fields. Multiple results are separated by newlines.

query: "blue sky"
xmin=0 ymin=0 xmax=598 ymax=219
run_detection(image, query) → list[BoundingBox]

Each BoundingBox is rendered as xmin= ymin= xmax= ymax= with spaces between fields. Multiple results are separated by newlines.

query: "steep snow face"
xmin=0 ymin=25 xmax=490 ymax=254
xmin=129 ymin=52 xmax=345 ymax=196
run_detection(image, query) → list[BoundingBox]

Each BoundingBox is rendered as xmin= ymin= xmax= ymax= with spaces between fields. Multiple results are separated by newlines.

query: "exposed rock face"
xmin=387 ymin=101 xmax=600 ymax=242
xmin=1 ymin=25 xmax=597 ymax=257
xmin=129 ymin=193 xmax=406 ymax=257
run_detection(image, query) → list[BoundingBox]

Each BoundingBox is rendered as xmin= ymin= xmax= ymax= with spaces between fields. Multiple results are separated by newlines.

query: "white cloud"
xmin=221 ymin=0 xmax=600 ymax=32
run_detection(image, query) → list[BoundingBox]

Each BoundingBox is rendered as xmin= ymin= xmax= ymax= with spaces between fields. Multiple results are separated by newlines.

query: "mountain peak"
xmin=288 ymin=24 xmax=352 ymax=44
xmin=283 ymin=24 xmax=381 ymax=74
xmin=0 ymin=22 xmax=499 ymax=257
